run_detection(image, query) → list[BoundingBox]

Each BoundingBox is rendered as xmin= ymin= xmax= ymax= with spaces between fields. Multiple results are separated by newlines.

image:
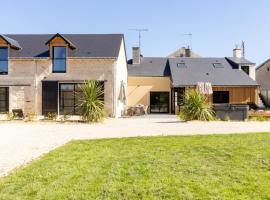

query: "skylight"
xmin=213 ymin=63 xmax=224 ymax=68
xmin=177 ymin=63 xmax=186 ymax=68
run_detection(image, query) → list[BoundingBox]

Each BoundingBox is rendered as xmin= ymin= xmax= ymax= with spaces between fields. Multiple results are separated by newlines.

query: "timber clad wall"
xmin=210 ymin=87 xmax=258 ymax=104
xmin=128 ymin=76 xmax=171 ymax=112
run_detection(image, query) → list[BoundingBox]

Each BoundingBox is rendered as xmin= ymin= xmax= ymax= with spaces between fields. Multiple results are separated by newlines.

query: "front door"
xmin=150 ymin=92 xmax=169 ymax=113
xmin=42 ymin=81 xmax=58 ymax=115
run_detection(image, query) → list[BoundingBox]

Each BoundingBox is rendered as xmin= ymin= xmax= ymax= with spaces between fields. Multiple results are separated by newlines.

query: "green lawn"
xmin=1 ymin=134 xmax=270 ymax=200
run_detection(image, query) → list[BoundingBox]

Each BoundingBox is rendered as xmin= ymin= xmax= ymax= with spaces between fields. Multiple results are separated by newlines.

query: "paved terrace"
xmin=1 ymin=114 xmax=270 ymax=177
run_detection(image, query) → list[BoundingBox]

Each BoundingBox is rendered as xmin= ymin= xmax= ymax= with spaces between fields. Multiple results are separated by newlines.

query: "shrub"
xmin=77 ymin=80 xmax=105 ymax=122
xmin=223 ymin=115 xmax=230 ymax=121
xmin=6 ymin=112 xmax=16 ymax=121
xmin=59 ymin=112 xmax=71 ymax=122
xmin=24 ymin=112 xmax=37 ymax=122
xmin=46 ymin=112 xmax=57 ymax=120
xmin=179 ymin=89 xmax=215 ymax=121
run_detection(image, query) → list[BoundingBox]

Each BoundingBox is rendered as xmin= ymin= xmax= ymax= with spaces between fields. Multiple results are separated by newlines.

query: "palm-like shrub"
xmin=179 ymin=89 xmax=215 ymax=121
xmin=78 ymin=80 xmax=105 ymax=122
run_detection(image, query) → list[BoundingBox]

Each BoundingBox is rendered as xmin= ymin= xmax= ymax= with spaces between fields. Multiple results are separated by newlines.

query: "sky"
xmin=1 ymin=0 xmax=270 ymax=65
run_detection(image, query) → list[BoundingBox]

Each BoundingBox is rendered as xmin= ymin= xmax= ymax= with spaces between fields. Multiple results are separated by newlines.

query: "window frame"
xmin=213 ymin=91 xmax=229 ymax=104
xmin=59 ymin=82 xmax=104 ymax=115
xmin=0 ymin=87 xmax=9 ymax=113
xmin=177 ymin=63 xmax=187 ymax=68
xmin=0 ymin=47 xmax=8 ymax=75
xmin=52 ymin=46 xmax=67 ymax=73
xmin=241 ymin=65 xmax=250 ymax=75
xmin=213 ymin=63 xmax=224 ymax=68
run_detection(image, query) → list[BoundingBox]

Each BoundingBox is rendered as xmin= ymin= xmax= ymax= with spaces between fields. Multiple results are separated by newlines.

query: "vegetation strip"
xmin=0 ymin=133 xmax=269 ymax=199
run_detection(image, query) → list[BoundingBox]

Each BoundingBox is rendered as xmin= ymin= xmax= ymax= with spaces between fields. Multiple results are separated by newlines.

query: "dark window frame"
xmin=52 ymin=46 xmax=66 ymax=73
xmin=0 ymin=87 xmax=9 ymax=113
xmin=213 ymin=91 xmax=229 ymax=104
xmin=241 ymin=65 xmax=250 ymax=75
xmin=150 ymin=92 xmax=170 ymax=114
xmin=59 ymin=82 xmax=104 ymax=115
xmin=0 ymin=47 xmax=8 ymax=75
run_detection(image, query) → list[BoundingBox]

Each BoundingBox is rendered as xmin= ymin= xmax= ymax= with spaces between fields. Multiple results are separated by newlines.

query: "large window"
xmin=59 ymin=82 xmax=104 ymax=115
xmin=0 ymin=47 xmax=8 ymax=75
xmin=213 ymin=91 xmax=229 ymax=104
xmin=150 ymin=92 xmax=169 ymax=113
xmin=0 ymin=88 xmax=9 ymax=113
xmin=53 ymin=47 xmax=66 ymax=73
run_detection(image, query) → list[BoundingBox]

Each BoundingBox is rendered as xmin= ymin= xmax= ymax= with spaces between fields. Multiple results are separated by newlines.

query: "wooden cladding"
xmin=0 ymin=37 xmax=8 ymax=47
xmin=208 ymin=86 xmax=258 ymax=104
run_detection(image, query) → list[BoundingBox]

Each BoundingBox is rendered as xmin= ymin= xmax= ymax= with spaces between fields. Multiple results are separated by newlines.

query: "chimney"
xmin=185 ymin=47 xmax=191 ymax=57
xmin=233 ymin=48 xmax=242 ymax=58
xmin=132 ymin=47 xmax=141 ymax=64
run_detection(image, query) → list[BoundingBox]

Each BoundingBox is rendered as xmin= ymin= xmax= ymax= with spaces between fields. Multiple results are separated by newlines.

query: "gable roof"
xmin=226 ymin=57 xmax=255 ymax=65
xmin=4 ymin=34 xmax=123 ymax=58
xmin=0 ymin=35 xmax=21 ymax=49
xmin=256 ymin=58 xmax=270 ymax=70
xmin=45 ymin=33 xmax=76 ymax=49
xmin=167 ymin=47 xmax=201 ymax=58
xmin=128 ymin=57 xmax=170 ymax=77
xmin=169 ymin=57 xmax=258 ymax=86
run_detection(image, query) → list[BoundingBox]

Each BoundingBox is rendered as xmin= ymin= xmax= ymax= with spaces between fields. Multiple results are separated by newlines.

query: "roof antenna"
xmin=181 ymin=33 xmax=192 ymax=49
xmin=242 ymin=40 xmax=245 ymax=57
xmin=129 ymin=28 xmax=148 ymax=49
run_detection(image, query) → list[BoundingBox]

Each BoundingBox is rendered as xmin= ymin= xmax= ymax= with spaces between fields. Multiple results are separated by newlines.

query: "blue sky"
xmin=1 ymin=0 xmax=270 ymax=65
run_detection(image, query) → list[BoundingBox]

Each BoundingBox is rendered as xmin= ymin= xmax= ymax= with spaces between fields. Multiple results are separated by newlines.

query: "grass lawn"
xmin=0 ymin=133 xmax=270 ymax=200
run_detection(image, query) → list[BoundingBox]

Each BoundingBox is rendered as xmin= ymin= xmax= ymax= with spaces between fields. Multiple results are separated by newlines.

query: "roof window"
xmin=177 ymin=62 xmax=186 ymax=68
xmin=213 ymin=63 xmax=224 ymax=68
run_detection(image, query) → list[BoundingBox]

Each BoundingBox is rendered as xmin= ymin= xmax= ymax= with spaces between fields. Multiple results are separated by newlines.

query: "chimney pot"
xmin=233 ymin=48 xmax=242 ymax=58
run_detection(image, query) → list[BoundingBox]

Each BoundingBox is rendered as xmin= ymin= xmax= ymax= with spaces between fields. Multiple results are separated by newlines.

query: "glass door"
xmin=150 ymin=92 xmax=169 ymax=113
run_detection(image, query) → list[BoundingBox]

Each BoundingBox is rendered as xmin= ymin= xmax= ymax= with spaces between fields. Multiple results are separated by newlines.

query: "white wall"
xmin=114 ymin=38 xmax=128 ymax=118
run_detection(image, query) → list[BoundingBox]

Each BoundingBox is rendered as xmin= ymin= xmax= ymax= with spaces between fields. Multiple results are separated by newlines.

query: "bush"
xmin=6 ymin=112 xmax=16 ymax=121
xmin=77 ymin=80 xmax=105 ymax=122
xmin=179 ymin=89 xmax=215 ymax=121
xmin=24 ymin=112 xmax=37 ymax=122
xmin=46 ymin=112 xmax=57 ymax=120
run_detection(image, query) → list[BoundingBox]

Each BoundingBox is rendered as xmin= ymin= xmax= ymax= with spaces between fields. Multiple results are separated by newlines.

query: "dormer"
xmin=0 ymin=35 xmax=21 ymax=75
xmin=45 ymin=33 xmax=76 ymax=73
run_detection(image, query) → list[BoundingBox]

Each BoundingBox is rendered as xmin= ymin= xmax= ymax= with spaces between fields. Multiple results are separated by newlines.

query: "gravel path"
xmin=1 ymin=114 xmax=270 ymax=177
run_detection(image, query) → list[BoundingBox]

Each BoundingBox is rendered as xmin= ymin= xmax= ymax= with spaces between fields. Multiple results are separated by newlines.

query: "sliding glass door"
xmin=150 ymin=92 xmax=169 ymax=113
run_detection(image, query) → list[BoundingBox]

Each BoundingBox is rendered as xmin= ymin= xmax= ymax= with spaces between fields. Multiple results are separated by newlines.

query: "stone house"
xmin=0 ymin=33 xmax=127 ymax=117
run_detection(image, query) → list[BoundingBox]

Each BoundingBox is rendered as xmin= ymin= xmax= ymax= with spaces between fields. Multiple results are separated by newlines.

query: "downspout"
xmin=34 ymin=60 xmax=38 ymax=114
xmin=113 ymin=59 xmax=117 ymax=118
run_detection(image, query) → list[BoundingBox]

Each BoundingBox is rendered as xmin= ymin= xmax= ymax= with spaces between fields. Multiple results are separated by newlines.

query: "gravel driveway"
xmin=1 ymin=114 xmax=270 ymax=177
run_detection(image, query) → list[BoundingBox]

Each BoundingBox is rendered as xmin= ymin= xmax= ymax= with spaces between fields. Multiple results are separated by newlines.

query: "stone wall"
xmin=0 ymin=58 xmax=118 ymax=116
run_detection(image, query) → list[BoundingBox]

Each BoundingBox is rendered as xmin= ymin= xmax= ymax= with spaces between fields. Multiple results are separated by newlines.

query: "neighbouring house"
xmin=256 ymin=59 xmax=270 ymax=106
xmin=128 ymin=47 xmax=259 ymax=114
xmin=0 ymin=33 xmax=127 ymax=117
xmin=167 ymin=47 xmax=201 ymax=58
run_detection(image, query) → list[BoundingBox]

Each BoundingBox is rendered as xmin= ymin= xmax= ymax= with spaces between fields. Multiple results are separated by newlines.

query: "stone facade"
xmin=0 ymin=38 xmax=127 ymax=118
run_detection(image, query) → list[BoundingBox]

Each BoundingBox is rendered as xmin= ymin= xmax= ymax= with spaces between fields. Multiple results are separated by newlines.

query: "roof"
xmin=128 ymin=57 xmax=170 ymax=77
xmin=0 ymin=35 xmax=21 ymax=49
xmin=167 ymin=47 xmax=201 ymax=58
xmin=128 ymin=56 xmax=258 ymax=86
xmin=169 ymin=57 xmax=258 ymax=86
xmin=256 ymin=58 xmax=270 ymax=70
xmin=226 ymin=57 xmax=255 ymax=65
xmin=45 ymin=33 xmax=76 ymax=49
xmin=3 ymin=34 xmax=124 ymax=58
